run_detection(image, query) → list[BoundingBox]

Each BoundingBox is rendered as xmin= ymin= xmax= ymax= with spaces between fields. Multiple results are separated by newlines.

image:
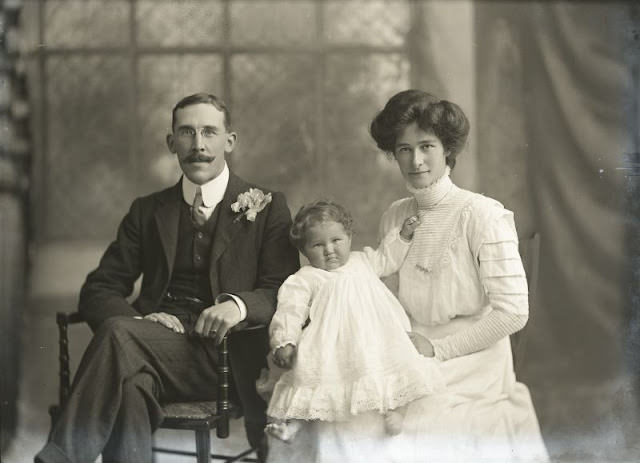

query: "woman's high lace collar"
xmin=407 ymin=166 xmax=454 ymax=210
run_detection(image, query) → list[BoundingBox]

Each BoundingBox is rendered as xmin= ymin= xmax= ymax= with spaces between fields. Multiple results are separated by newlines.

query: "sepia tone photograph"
xmin=1 ymin=1 xmax=638 ymax=462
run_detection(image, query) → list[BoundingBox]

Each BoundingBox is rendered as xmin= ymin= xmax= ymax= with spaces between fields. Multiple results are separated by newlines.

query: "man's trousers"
xmin=35 ymin=315 xmax=267 ymax=463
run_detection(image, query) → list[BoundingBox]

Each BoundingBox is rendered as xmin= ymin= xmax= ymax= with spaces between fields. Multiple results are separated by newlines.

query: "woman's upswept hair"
xmin=369 ymin=89 xmax=470 ymax=169
xmin=290 ymin=200 xmax=353 ymax=250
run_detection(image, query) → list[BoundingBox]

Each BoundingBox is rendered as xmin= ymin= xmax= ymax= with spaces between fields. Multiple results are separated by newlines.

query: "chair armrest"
xmin=54 ymin=311 xmax=85 ymax=407
xmin=57 ymin=311 xmax=85 ymax=326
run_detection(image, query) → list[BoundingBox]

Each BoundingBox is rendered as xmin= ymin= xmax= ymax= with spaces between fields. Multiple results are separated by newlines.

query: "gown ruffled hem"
xmin=267 ymin=357 xmax=444 ymax=422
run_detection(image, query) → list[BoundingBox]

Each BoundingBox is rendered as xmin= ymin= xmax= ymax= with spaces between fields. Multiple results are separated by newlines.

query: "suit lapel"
xmin=210 ymin=172 xmax=247 ymax=266
xmin=154 ymin=181 xmax=182 ymax=277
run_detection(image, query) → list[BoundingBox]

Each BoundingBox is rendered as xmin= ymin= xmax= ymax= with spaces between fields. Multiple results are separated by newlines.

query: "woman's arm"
xmin=430 ymin=310 xmax=527 ymax=361
xmin=428 ymin=204 xmax=529 ymax=361
xmin=363 ymin=226 xmax=411 ymax=277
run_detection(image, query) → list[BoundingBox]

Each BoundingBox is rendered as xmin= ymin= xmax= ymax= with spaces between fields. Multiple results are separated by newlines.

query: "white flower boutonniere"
xmin=231 ymin=188 xmax=272 ymax=222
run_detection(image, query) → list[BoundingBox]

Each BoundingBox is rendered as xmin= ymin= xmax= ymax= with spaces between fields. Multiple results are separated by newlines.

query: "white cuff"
xmin=215 ymin=293 xmax=247 ymax=321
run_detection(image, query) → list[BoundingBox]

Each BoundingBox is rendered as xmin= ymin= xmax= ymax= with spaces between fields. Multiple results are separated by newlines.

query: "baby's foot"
xmin=265 ymin=420 xmax=302 ymax=443
xmin=383 ymin=410 xmax=404 ymax=436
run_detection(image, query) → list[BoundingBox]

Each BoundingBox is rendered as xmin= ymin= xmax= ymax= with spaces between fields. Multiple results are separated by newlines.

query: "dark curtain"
xmin=476 ymin=2 xmax=639 ymax=460
xmin=0 ymin=2 xmax=30 ymax=454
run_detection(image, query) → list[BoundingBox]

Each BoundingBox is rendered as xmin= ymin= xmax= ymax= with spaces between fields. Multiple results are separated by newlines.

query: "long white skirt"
xmin=267 ymin=318 xmax=549 ymax=463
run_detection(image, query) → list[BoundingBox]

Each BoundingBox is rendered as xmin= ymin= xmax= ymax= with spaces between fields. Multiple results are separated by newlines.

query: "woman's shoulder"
xmin=378 ymin=197 xmax=415 ymax=237
xmin=456 ymin=188 xmax=512 ymax=222
xmin=461 ymin=191 xmax=518 ymax=248
xmin=381 ymin=197 xmax=415 ymax=223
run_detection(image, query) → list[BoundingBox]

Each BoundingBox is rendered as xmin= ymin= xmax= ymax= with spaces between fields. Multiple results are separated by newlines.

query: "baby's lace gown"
xmin=267 ymin=230 xmax=443 ymax=423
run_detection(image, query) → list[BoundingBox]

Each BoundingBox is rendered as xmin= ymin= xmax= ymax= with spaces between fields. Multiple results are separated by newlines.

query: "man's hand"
xmin=141 ymin=312 xmax=185 ymax=334
xmin=273 ymin=344 xmax=296 ymax=369
xmin=194 ymin=300 xmax=242 ymax=344
xmin=408 ymin=331 xmax=435 ymax=357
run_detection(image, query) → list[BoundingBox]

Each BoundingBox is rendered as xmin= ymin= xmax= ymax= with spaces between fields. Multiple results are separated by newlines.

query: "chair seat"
xmin=161 ymin=401 xmax=223 ymax=430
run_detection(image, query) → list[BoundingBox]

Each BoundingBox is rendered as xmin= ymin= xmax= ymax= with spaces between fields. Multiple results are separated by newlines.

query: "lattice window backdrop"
xmin=24 ymin=0 xmax=419 ymax=247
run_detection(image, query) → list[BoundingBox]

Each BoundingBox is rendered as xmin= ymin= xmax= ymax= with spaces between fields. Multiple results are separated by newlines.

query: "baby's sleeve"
xmin=269 ymin=270 xmax=314 ymax=352
xmin=363 ymin=227 xmax=410 ymax=277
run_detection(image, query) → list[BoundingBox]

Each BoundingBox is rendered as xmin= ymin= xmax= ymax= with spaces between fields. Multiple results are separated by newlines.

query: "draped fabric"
xmin=1 ymin=3 xmax=30 ymax=452
xmin=476 ymin=2 xmax=639 ymax=459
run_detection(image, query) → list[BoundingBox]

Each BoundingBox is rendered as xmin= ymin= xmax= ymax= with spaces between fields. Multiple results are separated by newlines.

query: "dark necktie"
xmin=191 ymin=187 xmax=207 ymax=227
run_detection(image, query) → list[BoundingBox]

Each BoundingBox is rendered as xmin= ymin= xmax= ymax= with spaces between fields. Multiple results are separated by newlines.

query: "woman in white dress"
xmin=267 ymin=90 xmax=549 ymax=462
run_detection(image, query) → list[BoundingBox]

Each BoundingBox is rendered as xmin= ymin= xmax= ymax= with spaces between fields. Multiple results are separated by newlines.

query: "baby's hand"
xmin=400 ymin=215 xmax=421 ymax=241
xmin=273 ymin=344 xmax=296 ymax=369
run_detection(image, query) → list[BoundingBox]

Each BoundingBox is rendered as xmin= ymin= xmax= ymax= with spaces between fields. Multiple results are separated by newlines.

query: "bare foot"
xmin=384 ymin=410 xmax=404 ymax=436
xmin=265 ymin=420 xmax=302 ymax=443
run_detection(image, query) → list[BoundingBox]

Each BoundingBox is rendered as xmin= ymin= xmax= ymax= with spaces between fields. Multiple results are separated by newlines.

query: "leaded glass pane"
xmin=136 ymin=1 xmax=224 ymax=47
xmin=230 ymin=53 xmax=316 ymax=210
xmin=324 ymin=53 xmax=410 ymax=247
xmin=46 ymin=56 xmax=133 ymax=240
xmin=17 ymin=0 xmax=40 ymax=51
xmin=324 ymin=1 xmax=409 ymax=47
xmin=44 ymin=1 xmax=130 ymax=48
xmin=137 ymin=55 xmax=224 ymax=192
xmin=230 ymin=1 xmax=316 ymax=46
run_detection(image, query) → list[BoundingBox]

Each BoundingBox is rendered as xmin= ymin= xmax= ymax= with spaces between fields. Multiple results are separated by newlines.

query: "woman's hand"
xmin=400 ymin=215 xmax=421 ymax=241
xmin=273 ymin=344 xmax=297 ymax=369
xmin=408 ymin=331 xmax=435 ymax=357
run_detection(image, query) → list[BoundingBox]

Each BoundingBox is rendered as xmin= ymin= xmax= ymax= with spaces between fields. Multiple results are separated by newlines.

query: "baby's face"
xmin=302 ymin=220 xmax=352 ymax=271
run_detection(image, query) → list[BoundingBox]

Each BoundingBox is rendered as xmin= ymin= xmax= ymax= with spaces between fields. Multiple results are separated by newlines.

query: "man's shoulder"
xmin=127 ymin=182 xmax=181 ymax=212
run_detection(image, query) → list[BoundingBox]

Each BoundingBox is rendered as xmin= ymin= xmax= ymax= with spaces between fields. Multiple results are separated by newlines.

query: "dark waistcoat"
xmin=157 ymin=200 xmax=221 ymax=317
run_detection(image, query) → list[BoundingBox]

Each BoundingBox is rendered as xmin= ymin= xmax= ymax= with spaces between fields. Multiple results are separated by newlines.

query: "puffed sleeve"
xmin=363 ymin=226 xmax=410 ymax=277
xmin=430 ymin=199 xmax=528 ymax=361
xmin=269 ymin=269 xmax=315 ymax=352
xmin=471 ymin=200 xmax=529 ymax=316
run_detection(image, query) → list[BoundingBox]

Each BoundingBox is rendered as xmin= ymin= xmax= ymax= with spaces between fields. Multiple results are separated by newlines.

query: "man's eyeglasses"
xmin=175 ymin=126 xmax=220 ymax=139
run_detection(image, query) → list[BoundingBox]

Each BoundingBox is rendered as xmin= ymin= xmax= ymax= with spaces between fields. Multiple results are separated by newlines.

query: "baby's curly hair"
xmin=290 ymin=200 xmax=354 ymax=251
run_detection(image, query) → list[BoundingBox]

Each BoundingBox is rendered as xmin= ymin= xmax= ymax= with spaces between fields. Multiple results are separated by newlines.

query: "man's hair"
xmin=171 ymin=93 xmax=232 ymax=131
xmin=289 ymin=200 xmax=354 ymax=251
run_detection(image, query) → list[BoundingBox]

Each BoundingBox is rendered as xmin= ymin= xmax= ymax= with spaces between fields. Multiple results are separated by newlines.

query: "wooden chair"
xmin=511 ymin=232 xmax=541 ymax=372
xmin=48 ymin=311 xmax=258 ymax=463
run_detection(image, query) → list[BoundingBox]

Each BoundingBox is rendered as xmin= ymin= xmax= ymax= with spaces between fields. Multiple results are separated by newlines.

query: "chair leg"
xmin=195 ymin=428 xmax=211 ymax=463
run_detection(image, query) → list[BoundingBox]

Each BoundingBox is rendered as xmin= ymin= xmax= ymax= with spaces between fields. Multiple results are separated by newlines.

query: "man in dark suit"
xmin=35 ymin=93 xmax=300 ymax=463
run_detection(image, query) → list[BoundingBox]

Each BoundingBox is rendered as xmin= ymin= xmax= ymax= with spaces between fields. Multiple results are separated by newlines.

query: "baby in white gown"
xmin=260 ymin=200 xmax=444 ymax=442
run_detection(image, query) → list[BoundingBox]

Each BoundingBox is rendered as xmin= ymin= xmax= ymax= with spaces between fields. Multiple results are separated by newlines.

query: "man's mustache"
xmin=185 ymin=153 xmax=215 ymax=163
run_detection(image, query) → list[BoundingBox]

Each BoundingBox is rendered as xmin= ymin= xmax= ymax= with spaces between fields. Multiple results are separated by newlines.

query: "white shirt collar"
xmin=181 ymin=162 xmax=229 ymax=208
